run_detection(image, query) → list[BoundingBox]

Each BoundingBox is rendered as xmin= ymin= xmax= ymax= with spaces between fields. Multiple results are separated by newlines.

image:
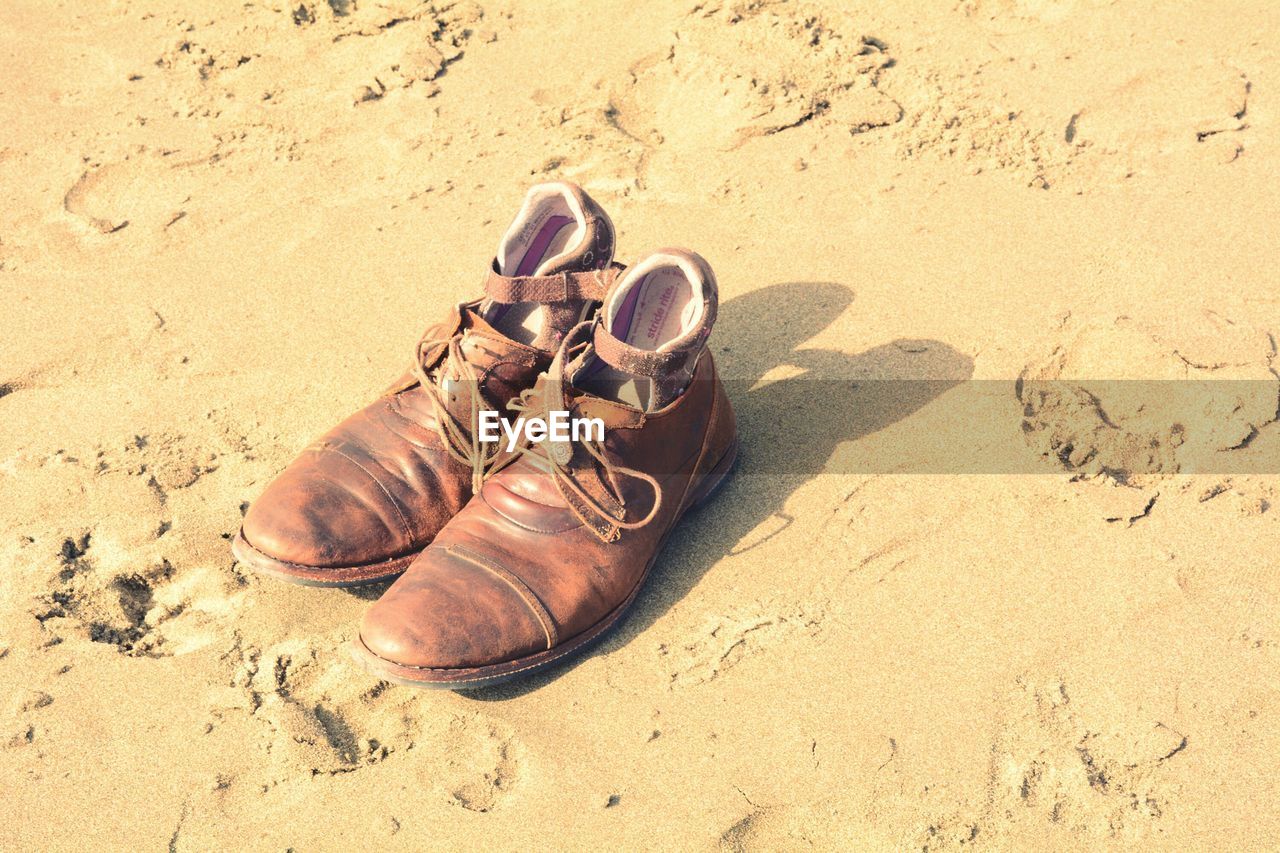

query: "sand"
xmin=2 ymin=0 xmax=1278 ymax=848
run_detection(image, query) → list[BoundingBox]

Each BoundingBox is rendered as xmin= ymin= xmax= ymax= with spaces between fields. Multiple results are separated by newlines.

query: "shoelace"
xmin=404 ymin=266 xmax=622 ymax=493
xmin=507 ymin=381 xmax=662 ymax=539
xmin=411 ymin=319 xmax=502 ymax=493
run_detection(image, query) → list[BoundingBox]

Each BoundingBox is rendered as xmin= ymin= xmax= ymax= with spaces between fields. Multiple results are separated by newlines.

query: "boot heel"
xmin=686 ymin=440 xmax=738 ymax=513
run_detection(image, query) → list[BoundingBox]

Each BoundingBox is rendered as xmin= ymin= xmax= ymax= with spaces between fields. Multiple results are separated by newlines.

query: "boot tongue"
xmin=404 ymin=310 xmax=548 ymax=437
xmin=482 ymin=182 xmax=615 ymax=350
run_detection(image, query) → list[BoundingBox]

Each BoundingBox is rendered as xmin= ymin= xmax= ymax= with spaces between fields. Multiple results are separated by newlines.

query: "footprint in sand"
xmin=981 ymin=675 xmax=1186 ymax=840
xmin=891 ymin=68 xmax=1065 ymax=188
xmin=1019 ymin=312 xmax=1278 ymax=482
xmin=63 ymin=154 xmax=197 ymax=236
xmin=31 ymin=530 xmax=247 ymax=658
xmin=4 ymin=690 xmax=54 ymax=749
xmin=11 ymin=413 xmax=273 ymax=663
xmin=430 ymin=714 xmax=524 ymax=813
xmin=1067 ymin=62 xmax=1252 ymax=175
xmin=610 ymin=4 xmax=900 ymax=154
xmin=239 ymin=637 xmax=422 ymax=775
xmin=150 ymin=0 xmax=481 ymax=110
xmin=231 ymin=636 xmax=524 ymax=811
xmin=660 ymin=607 xmax=816 ymax=688
xmin=98 ymin=430 xmax=227 ymax=492
xmin=904 ymin=675 xmax=1187 ymax=847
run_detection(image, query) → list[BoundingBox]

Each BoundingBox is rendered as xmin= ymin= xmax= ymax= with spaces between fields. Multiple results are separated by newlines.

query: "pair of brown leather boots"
xmin=233 ymin=183 xmax=738 ymax=689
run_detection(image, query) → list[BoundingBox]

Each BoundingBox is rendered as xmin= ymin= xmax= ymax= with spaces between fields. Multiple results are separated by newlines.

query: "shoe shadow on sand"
xmin=462 ymin=281 xmax=974 ymax=699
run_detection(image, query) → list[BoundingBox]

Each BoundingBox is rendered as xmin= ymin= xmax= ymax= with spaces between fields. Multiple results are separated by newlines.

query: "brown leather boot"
xmin=233 ymin=182 xmax=619 ymax=586
xmin=352 ymin=249 xmax=738 ymax=688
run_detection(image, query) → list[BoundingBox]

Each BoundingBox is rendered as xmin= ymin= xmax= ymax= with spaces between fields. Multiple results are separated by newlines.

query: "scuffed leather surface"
xmin=241 ymin=321 xmax=552 ymax=570
xmin=359 ymin=353 xmax=738 ymax=669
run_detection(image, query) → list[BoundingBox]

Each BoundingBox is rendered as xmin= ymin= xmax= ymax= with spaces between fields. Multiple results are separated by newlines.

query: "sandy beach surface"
xmin=3 ymin=0 xmax=1279 ymax=848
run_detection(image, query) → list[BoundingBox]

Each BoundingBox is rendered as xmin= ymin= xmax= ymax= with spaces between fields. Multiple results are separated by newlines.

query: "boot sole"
xmin=231 ymin=531 xmax=420 ymax=588
xmin=349 ymin=439 xmax=739 ymax=690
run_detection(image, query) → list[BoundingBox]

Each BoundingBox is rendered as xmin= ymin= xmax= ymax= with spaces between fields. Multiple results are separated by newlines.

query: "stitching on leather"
xmin=357 ymin=622 xmax=600 ymax=681
xmin=329 ymin=446 xmax=415 ymax=548
xmin=446 ymin=545 xmax=558 ymax=650
xmin=354 ymin=585 xmax=635 ymax=682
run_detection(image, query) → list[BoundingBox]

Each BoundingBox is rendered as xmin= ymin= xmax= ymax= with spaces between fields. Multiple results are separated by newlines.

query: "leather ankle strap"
xmin=484 ymin=263 xmax=622 ymax=305
xmin=591 ymin=321 xmax=693 ymax=377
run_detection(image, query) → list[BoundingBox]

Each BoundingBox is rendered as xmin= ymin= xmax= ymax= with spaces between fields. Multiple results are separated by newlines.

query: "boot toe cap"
xmin=241 ymin=448 xmax=415 ymax=569
xmin=358 ymin=547 xmax=551 ymax=670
